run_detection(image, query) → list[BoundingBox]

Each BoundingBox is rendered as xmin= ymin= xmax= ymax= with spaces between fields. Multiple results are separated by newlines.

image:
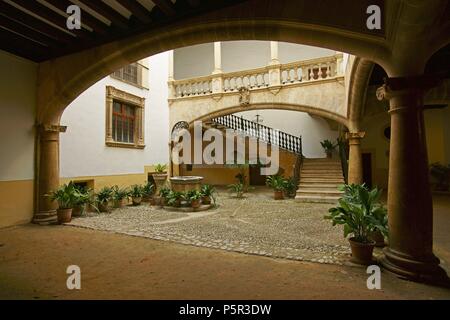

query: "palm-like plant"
xmin=112 ymin=185 xmax=129 ymax=207
xmin=96 ymin=187 xmax=113 ymax=204
xmin=200 ymin=184 xmax=216 ymax=205
xmin=266 ymin=175 xmax=287 ymax=191
xmin=228 ymin=182 xmax=244 ymax=198
xmin=47 ymin=182 xmax=77 ymax=209
xmin=325 ymin=184 xmax=388 ymax=243
xmin=166 ymin=191 xmax=184 ymax=207
xmin=155 ymin=164 xmax=167 ymax=173
xmin=143 ymin=182 xmax=155 ymax=197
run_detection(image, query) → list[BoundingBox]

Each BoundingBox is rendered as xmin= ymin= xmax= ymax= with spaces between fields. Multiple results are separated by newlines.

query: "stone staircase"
xmin=295 ymin=158 xmax=345 ymax=203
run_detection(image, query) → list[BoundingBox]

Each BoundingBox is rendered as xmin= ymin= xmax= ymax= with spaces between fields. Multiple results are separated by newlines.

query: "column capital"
xmin=345 ymin=131 xmax=365 ymax=142
xmin=38 ymin=124 xmax=67 ymax=133
xmin=376 ymin=75 xmax=442 ymax=101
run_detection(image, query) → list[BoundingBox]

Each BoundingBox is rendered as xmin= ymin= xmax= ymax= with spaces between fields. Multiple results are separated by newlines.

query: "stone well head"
xmin=170 ymin=176 xmax=203 ymax=192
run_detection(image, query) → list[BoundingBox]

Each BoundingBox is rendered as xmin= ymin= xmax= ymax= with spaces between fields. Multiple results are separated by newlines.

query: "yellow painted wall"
xmin=60 ymin=173 xmax=147 ymax=191
xmin=0 ymin=180 xmax=34 ymax=228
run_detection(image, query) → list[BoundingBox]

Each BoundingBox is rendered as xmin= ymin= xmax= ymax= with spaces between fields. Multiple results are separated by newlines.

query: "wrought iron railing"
xmin=211 ymin=114 xmax=303 ymax=156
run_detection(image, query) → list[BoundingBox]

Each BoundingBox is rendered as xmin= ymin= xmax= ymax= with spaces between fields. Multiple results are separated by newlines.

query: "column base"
xmin=381 ymin=247 xmax=449 ymax=286
xmin=33 ymin=210 xmax=57 ymax=225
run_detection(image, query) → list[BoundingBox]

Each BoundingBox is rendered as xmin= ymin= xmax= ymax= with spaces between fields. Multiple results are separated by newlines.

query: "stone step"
xmin=303 ymin=158 xmax=340 ymax=163
xmin=302 ymin=163 xmax=342 ymax=168
xmin=295 ymin=195 xmax=341 ymax=204
xmin=301 ymin=169 xmax=343 ymax=174
xmin=296 ymin=189 xmax=344 ymax=197
xmin=301 ymin=174 xmax=344 ymax=179
xmin=299 ymin=183 xmax=342 ymax=190
xmin=301 ymin=178 xmax=345 ymax=184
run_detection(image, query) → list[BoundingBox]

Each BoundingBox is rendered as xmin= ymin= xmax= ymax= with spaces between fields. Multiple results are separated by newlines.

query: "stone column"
xmin=346 ymin=131 xmax=365 ymax=184
xmin=213 ymin=42 xmax=222 ymax=74
xmin=211 ymin=42 xmax=223 ymax=99
xmin=270 ymin=41 xmax=279 ymax=65
xmin=34 ymin=124 xmax=67 ymax=225
xmin=376 ymin=76 xmax=448 ymax=283
xmin=167 ymin=50 xmax=176 ymax=100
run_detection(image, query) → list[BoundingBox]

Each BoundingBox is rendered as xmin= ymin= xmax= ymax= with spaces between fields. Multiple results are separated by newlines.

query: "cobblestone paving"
xmin=68 ymin=189 xmax=351 ymax=265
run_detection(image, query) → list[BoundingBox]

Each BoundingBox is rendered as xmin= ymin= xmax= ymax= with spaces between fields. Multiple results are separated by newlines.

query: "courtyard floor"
xmin=67 ymin=188 xmax=351 ymax=265
xmin=0 ymin=190 xmax=449 ymax=299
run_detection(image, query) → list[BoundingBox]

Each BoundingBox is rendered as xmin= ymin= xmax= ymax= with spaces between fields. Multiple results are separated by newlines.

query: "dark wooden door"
xmin=250 ymin=165 xmax=266 ymax=186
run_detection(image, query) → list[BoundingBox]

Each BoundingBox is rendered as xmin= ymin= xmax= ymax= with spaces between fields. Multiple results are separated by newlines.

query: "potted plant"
xmin=166 ymin=190 xmax=184 ymax=207
xmin=152 ymin=164 xmax=168 ymax=193
xmin=284 ymin=177 xmax=298 ymax=199
xmin=129 ymin=184 xmax=144 ymax=206
xmin=158 ymin=186 xmax=171 ymax=207
xmin=72 ymin=186 xmax=95 ymax=217
xmin=325 ymin=184 xmax=388 ymax=264
xmin=430 ymin=163 xmax=450 ymax=191
xmin=320 ymin=139 xmax=337 ymax=158
xmin=142 ymin=181 xmax=155 ymax=202
xmin=200 ymin=184 xmax=216 ymax=205
xmin=46 ymin=181 xmax=77 ymax=224
xmin=96 ymin=187 xmax=113 ymax=213
xmin=112 ymin=185 xmax=129 ymax=208
xmin=266 ymin=175 xmax=287 ymax=200
xmin=228 ymin=182 xmax=244 ymax=198
xmin=186 ymin=190 xmax=202 ymax=209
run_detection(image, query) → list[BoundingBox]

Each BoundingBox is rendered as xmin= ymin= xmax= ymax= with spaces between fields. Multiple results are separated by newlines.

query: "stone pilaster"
xmin=376 ymin=75 xmax=448 ymax=284
xmin=346 ymin=131 xmax=365 ymax=185
xmin=34 ymin=124 xmax=67 ymax=225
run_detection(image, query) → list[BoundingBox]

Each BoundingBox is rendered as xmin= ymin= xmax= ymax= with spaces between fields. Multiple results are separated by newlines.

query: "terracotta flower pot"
xmin=274 ymin=190 xmax=284 ymax=200
xmin=98 ymin=202 xmax=111 ymax=213
xmin=191 ymin=199 xmax=201 ymax=209
xmin=57 ymin=208 xmax=72 ymax=224
xmin=72 ymin=204 xmax=86 ymax=217
xmin=349 ymin=237 xmax=376 ymax=265
xmin=326 ymin=151 xmax=332 ymax=159
xmin=201 ymin=196 xmax=211 ymax=205
xmin=149 ymin=197 xmax=156 ymax=206
xmin=132 ymin=197 xmax=142 ymax=206
xmin=114 ymin=199 xmax=125 ymax=208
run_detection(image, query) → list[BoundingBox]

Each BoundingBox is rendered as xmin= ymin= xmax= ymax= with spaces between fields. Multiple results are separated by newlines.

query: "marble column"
xmin=213 ymin=42 xmax=222 ymax=74
xmin=34 ymin=124 xmax=67 ymax=225
xmin=270 ymin=41 xmax=279 ymax=65
xmin=346 ymin=131 xmax=365 ymax=184
xmin=376 ymin=76 xmax=448 ymax=284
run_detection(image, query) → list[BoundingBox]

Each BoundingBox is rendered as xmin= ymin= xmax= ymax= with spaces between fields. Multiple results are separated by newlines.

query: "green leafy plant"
xmin=200 ymin=184 xmax=216 ymax=204
xmin=159 ymin=186 xmax=171 ymax=198
xmin=96 ymin=186 xmax=113 ymax=204
xmin=46 ymin=181 xmax=77 ymax=209
xmin=166 ymin=191 xmax=184 ymax=207
xmin=266 ymin=175 xmax=287 ymax=191
xmin=325 ymin=184 xmax=388 ymax=243
xmin=129 ymin=184 xmax=144 ymax=198
xmin=143 ymin=182 xmax=155 ymax=197
xmin=112 ymin=185 xmax=129 ymax=202
xmin=284 ymin=177 xmax=298 ymax=198
xmin=73 ymin=185 xmax=97 ymax=214
xmin=430 ymin=163 xmax=450 ymax=191
xmin=154 ymin=164 xmax=167 ymax=173
xmin=228 ymin=182 xmax=244 ymax=198
xmin=186 ymin=189 xmax=202 ymax=201
xmin=320 ymin=139 xmax=337 ymax=153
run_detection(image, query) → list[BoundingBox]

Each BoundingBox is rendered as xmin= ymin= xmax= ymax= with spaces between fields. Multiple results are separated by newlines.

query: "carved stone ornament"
xmin=238 ymin=86 xmax=250 ymax=106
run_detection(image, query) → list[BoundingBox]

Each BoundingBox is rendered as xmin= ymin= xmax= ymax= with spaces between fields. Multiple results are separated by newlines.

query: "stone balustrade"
xmin=170 ymin=54 xmax=343 ymax=99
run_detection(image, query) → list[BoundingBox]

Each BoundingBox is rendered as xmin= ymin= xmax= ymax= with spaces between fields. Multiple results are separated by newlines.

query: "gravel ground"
xmin=68 ymin=188 xmax=352 ymax=265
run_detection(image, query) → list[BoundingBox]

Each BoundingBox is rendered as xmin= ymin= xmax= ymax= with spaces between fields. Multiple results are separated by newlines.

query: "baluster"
xmin=309 ymin=67 xmax=314 ymax=80
xmin=327 ymin=63 xmax=331 ymax=78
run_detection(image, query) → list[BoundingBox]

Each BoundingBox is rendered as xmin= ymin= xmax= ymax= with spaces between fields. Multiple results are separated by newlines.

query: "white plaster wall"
xmin=60 ymin=52 xmax=169 ymax=178
xmin=234 ymin=109 xmax=339 ymax=158
xmin=278 ymin=43 xmax=335 ymax=63
xmin=174 ymin=41 xmax=339 ymax=79
xmin=0 ymin=51 xmax=36 ymax=181
xmin=222 ymin=41 xmax=270 ymax=72
xmin=174 ymin=43 xmax=214 ymax=79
